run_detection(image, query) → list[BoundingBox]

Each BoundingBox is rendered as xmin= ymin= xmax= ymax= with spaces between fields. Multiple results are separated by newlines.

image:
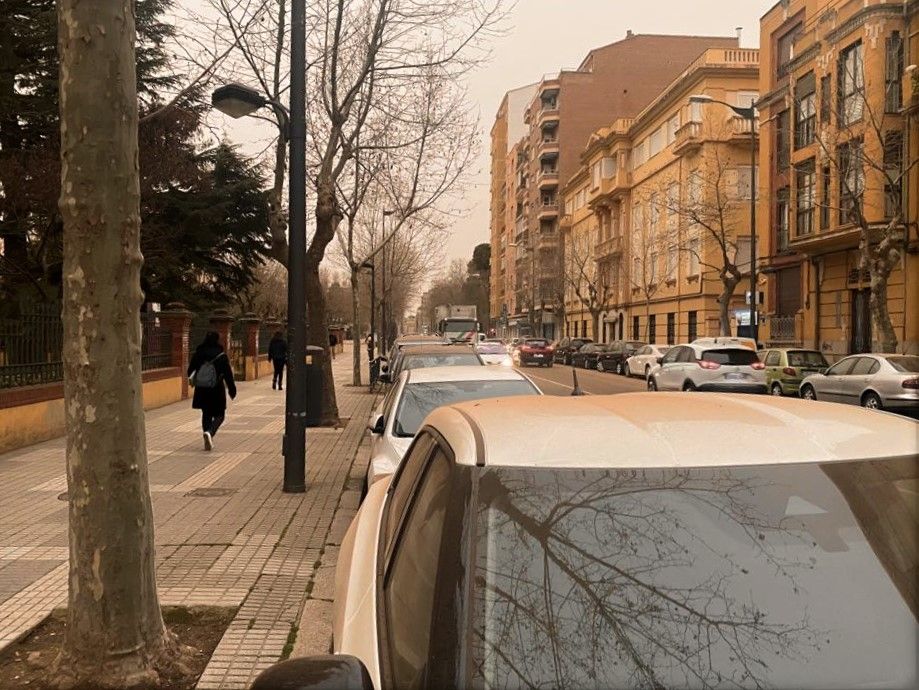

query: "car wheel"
xmin=547 ymin=362 xmax=553 ymax=368
xmin=770 ymin=382 xmax=784 ymax=396
xmin=617 ymin=361 xmax=626 ymax=376
xmin=596 ymin=360 xmax=603 ymax=372
xmin=644 ymin=365 xmax=650 ymax=379
xmin=861 ymin=391 xmax=883 ymax=410
xmin=647 ymin=377 xmax=658 ymax=391
xmin=801 ymin=385 xmax=816 ymax=401
xmin=682 ymin=380 xmax=697 ymax=392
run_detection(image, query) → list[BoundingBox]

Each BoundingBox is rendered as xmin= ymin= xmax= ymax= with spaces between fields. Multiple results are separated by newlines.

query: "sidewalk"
xmin=0 ymin=344 xmax=374 ymax=689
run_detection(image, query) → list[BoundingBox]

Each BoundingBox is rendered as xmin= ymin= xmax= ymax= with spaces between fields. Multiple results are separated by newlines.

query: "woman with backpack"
xmin=187 ymin=331 xmax=237 ymax=451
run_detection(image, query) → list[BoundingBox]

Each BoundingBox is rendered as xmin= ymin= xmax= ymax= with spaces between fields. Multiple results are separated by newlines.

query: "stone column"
xmin=159 ymin=302 xmax=193 ymax=399
xmin=240 ymin=313 xmax=261 ymax=381
xmin=209 ymin=309 xmax=235 ymax=366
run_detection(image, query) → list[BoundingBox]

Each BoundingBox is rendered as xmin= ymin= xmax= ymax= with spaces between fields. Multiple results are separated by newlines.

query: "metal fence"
xmin=230 ymin=320 xmax=245 ymax=378
xmin=769 ymin=315 xmax=798 ymax=343
xmin=0 ymin=306 xmax=174 ymax=390
xmin=258 ymin=325 xmax=273 ymax=356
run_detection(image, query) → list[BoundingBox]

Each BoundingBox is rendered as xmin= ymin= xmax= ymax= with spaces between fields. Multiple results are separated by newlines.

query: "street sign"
xmin=745 ymin=290 xmax=764 ymax=306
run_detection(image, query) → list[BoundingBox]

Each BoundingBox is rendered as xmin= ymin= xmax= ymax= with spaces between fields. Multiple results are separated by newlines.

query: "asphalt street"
xmin=518 ymin=363 xmax=648 ymax=396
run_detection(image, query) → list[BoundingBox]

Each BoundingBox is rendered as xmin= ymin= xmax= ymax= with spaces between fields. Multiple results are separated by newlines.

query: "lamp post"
xmin=212 ymin=0 xmax=307 ymax=492
xmin=361 ymin=260 xmax=376 ymax=367
xmin=689 ymin=94 xmax=759 ymax=344
xmin=379 ymin=210 xmax=395 ymax=352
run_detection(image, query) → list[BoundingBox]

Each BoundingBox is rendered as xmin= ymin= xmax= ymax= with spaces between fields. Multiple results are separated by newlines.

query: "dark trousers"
xmin=201 ymin=410 xmax=225 ymax=436
xmin=272 ymin=358 xmax=285 ymax=388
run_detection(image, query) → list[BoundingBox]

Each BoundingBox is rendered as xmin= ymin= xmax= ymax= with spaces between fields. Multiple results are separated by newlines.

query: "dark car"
xmin=571 ymin=343 xmax=611 ymax=369
xmin=597 ymin=340 xmax=646 ymax=374
xmin=552 ymin=337 xmax=593 ymax=365
xmin=512 ymin=338 xmax=554 ymax=367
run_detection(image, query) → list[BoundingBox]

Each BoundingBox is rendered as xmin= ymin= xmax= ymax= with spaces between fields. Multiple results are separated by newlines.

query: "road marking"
xmin=524 ymin=372 xmax=591 ymax=394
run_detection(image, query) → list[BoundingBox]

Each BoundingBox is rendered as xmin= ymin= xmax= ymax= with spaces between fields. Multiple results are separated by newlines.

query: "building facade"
xmin=758 ymin=0 xmax=919 ymax=357
xmin=561 ymin=48 xmax=761 ymax=344
xmin=492 ymin=32 xmax=740 ymax=340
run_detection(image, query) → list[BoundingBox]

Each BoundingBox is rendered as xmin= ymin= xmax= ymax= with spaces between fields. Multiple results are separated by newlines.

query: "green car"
xmin=758 ymin=348 xmax=829 ymax=396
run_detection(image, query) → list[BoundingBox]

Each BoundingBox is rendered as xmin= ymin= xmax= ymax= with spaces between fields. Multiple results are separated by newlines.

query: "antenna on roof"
xmin=571 ymin=368 xmax=586 ymax=397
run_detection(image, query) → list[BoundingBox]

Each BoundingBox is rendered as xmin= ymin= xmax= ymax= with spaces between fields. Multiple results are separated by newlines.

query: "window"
xmin=776 ymin=110 xmax=790 ymax=170
xmin=795 ymin=73 xmax=816 ymax=148
xmin=591 ymin=161 xmax=601 ymax=189
xmin=884 ymin=130 xmax=903 ymax=218
xmin=886 ymin=32 xmax=904 ymax=113
xmin=688 ymin=311 xmax=698 ymax=342
xmin=850 ymin=357 xmax=879 ymax=376
xmin=796 ymin=160 xmax=815 ymax=236
xmin=649 ymin=127 xmax=664 ymax=158
xmin=838 ymin=41 xmax=864 ymax=125
xmin=386 ymin=434 xmax=436 ymax=546
xmin=687 ymin=237 xmax=700 ymax=276
xmin=633 ymin=256 xmax=641 ymax=283
xmin=648 ymin=315 xmax=656 ymax=343
xmin=666 ymin=313 xmax=675 ymax=344
xmin=820 ymin=166 xmax=830 ymax=230
xmin=733 ymin=166 xmax=756 ymax=200
xmin=819 ymin=74 xmax=832 ymax=124
xmin=633 ymin=138 xmax=648 ymax=168
xmin=764 ymin=351 xmax=781 ymax=366
xmin=631 ymin=203 xmax=642 ymax=232
xmin=839 ymin=139 xmax=864 ymax=223
xmin=776 ymin=187 xmax=790 ymax=250
xmin=384 ymin=448 xmax=452 ymax=688
xmin=601 ymin=156 xmax=617 ymax=178
xmin=735 ymin=236 xmax=752 ymax=273
xmin=736 ymin=91 xmax=759 ymax=109
xmin=689 ymin=101 xmax=703 ymax=123
xmin=649 ymin=252 xmax=658 ymax=283
xmin=666 ymin=246 xmax=677 ymax=279
xmin=687 ymin=171 xmax=702 ymax=209
xmin=776 ymin=23 xmax=802 ymax=73
xmin=826 ymin=357 xmax=857 ymax=376
xmin=666 ymin=114 xmax=680 ymax=144
xmin=649 ymin=194 xmax=660 ymax=230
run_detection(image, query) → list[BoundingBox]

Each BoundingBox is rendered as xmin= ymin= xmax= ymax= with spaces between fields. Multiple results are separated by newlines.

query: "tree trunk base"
xmin=47 ymin=630 xmax=196 ymax=690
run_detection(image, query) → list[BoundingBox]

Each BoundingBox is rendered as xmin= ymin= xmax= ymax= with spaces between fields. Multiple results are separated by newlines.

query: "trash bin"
xmin=305 ymin=345 xmax=325 ymax=427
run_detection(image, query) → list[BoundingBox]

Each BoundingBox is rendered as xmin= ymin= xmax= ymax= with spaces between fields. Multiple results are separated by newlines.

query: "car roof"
xmin=681 ymin=342 xmax=753 ymax=353
xmin=424 ymin=393 xmax=918 ymax=469
xmin=399 ymin=344 xmax=476 ymax=355
xmin=406 ymin=365 xmax=533 ymax=384
xmin=396 ymin=335 xmax=448 ymax=346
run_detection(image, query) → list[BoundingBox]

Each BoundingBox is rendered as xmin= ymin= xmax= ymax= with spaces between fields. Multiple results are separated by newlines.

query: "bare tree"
xmin=565 ymin=223 xmax=619 ymax=340
xmin=52 ymin=0 xmax=191 ymax=684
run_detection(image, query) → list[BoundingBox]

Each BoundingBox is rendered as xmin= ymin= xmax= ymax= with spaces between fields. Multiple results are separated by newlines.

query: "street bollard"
xmin=305 ymin=345 xmax=325 ymax=427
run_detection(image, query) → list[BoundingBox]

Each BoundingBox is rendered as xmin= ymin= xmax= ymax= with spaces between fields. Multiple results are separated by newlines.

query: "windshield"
xmin=477 ymin=344 xmax=507 ymax=355
xmin=470 ymin=460 xmax=918 ymax=689
xmin=444 ymin=320 xmax=478 ymax=338
xmin=887 ymin=356 xmax=919 ymax=373
xmin=401 ymin=353 xmax=481 ymax=372
xmin=392 ymin=380 xmax=536 ymax=437
xmin=702 ymin=348 xmax=760 ymax=365
xmin=788 ymin=350 xmax=829 ymax=367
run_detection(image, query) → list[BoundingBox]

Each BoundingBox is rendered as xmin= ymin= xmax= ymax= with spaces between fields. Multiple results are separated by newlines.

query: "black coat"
xmin=268 ymin=336 xmax=288 ymax=362
xmin=188 ymin=343 xmax=237 ymax=412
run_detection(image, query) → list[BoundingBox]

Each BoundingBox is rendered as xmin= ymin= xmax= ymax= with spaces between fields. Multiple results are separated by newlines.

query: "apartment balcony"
xmin=537 ymin=168 xmax=559 ymax=189
xmin=595 ymin=235 xmax=622 ymax=259
xmin=728 ymin=115 xmax=759 ymax=145
xmin=538 ymin=107 xmax=560 ymax=129
xmin=673 ymin=121 xmax=703 ymax=155
xmin=537 ymin=137 xmax=559 ymax=158
xmin=537 ymin=202 xmax=559 ymax=221
xmin=787 ymin=222 xmax=860 ymax=254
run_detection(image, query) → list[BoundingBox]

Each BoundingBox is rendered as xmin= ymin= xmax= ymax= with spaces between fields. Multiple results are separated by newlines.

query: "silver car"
xmin=799 ymin=353 xmax=919 ymax=411
xmin=648 ymin=343 xmax=767 ymax=393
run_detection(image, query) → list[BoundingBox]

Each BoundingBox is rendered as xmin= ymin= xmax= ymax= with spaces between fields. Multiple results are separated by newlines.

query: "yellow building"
xmin=758 ymin=0 xmax=919 ymax=357
xmin=561 ymin=47 xmax=761 ymax=344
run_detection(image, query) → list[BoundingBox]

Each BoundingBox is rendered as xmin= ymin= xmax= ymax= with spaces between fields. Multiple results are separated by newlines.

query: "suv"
xmin=649 ymin=343 xmax=766 ymax=394
xmin=552 ymin=337 xmax=593 ymax=365
xmin=759 ymin=348 xmax=829 ymax=396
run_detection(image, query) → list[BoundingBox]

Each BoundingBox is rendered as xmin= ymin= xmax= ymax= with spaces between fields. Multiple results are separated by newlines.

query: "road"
xmin=518 ymin=363 xmax=647 ymax=396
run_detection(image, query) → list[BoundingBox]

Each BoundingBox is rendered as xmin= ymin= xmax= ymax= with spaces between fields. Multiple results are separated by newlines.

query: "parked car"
xmin=596 ymin=340 xmax=646 ymax=374
xmin=475 ymin=341 xmax=512 ymax=366
xmin=799 ymin=353 xmax=919 ymax=411
xmin=648 ymin=343 xmax=766 ymax=393
xmin=759 ymin=348 xmax=829 ymax=396
xmin=552 ymin=337 xmax=593 ymax=365
xmin=626 ymin=344 xmax=672 ymax=378
xmin=383 ymin=344 xmax=482 ymax=383
xmin=512 ymin=338 xmax=554 ymax=367
xmin=254 ymin=394 xmax=919 ymax=690
xmin=365 ymin=366 xmax=541 ymax=485
xmin=570 ymin=342 xmax=610 ymax=369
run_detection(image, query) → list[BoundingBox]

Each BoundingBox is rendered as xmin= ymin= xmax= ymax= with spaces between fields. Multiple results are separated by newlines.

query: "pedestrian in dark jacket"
xmin=329 ymin=331 xmax=338 ymax=360
xmin=187 ymin=331 xmax=237 ymax=451
xmin=268 ymin=331 xmax=288 ymax=390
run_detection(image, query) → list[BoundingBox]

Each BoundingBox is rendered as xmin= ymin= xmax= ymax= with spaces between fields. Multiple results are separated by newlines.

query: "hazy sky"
xmin=444 ymin=0 xmax=776 ymax=263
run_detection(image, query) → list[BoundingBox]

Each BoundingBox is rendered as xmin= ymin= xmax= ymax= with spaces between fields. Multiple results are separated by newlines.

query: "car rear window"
xmin=887 ymin=356 xmax=919 ymax=373
xmin=701 ymin=348 xmax=760 ymax=365
xmin=788 ymin=350 xmax=828 ymax=367
xmin=401 ymin=354 xmax=481 ymax=371
xmin=469 ymin=460 xmax=918 ymax=689
xmin=524 ymin=339 xmax=549 ymax=348
xmin=392 ymin=380 xmax=537 ymax=437
xmin=476 ymin=343 xmax=506 ymax=355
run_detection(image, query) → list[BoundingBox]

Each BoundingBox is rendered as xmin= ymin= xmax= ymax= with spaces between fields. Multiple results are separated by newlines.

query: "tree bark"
xmin=267 ymin=136 xmax=288 ymax=266
xmin=53 ymin=0 xmax=189 ymax=686
xmin=718 ymin=276 xmax=739 ymax=337
xmin=591 ymin=311 xmax=600 ymax=343
xmin=869 ymin=271 xmax=897 ymax=352
xmin=350 ymin=268 xmax=362 ymax=386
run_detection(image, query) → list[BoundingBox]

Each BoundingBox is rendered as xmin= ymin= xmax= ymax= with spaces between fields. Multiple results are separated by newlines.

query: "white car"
xmin=253 ymin=394 xmax=919 ymax=690
xmin=475 ymin=341 xmax=513 ymax=366
xmin=365 ymin=365 xmax=540 ymax=486
xmin=626 ymin=343 xmax=672 ymax=378
xmin=649 ymin=342 xmax=767 ymax=394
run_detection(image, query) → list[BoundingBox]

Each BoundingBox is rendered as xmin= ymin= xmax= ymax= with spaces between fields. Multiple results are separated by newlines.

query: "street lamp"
xmin=689 ymin=93 xmax=759 ymax=344
xmin=380 ymin=210 xmax=395 ymax=352
xmin=360 ymin=260 xmax=376 ymax=372
xmin=211 ymin=0 xmax=307 ymax=493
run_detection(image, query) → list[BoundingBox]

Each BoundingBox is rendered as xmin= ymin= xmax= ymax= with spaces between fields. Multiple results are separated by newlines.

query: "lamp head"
xmin=212 ymin=83 xmax=266 ymax=119
xmin=688 ymin=94 xmax=713 ymax=104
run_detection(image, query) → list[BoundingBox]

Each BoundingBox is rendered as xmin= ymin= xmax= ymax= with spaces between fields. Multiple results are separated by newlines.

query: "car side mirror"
xmin=251 ymin=654 xmax=373 ymax=690
xmin=378 ymin=371 xmax=391 ymax=384
xmin=656 ymin=357 xmax=663 ymax=365
xmin=367 ymin=415 xmax=385 ymax=435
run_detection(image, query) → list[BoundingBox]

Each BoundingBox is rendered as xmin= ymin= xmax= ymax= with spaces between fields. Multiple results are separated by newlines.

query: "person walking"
xmin=329 ymin=331 xmax=338 ymax=360
xmin=187 ymin=331 xmax=236 ymax=451
xmin=268 ymin=331 xmax=288 ymax=390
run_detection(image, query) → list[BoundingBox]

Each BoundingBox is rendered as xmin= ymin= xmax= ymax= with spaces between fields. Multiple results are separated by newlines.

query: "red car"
xmin=513 ymin=338 xmax=554 ymax=367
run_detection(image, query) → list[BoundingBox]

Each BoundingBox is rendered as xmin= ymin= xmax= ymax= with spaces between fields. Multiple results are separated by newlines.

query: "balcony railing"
xmin=768 ymin=314 xmax=800 ymax=344
xmin=537 ymin=202 xmax=559 ymax=219
xmin=595 ymin=235 xmax=622 ymax=258
xmin=673 ymin=121 xmax=703 ymax=155
xmin=729 ymin=115 xmax=758 ymax=140
xmin=538 ymin=169 xmax=559 ymax=188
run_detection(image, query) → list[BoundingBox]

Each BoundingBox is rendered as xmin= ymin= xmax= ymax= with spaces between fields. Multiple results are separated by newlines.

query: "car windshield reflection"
xmin=469 ymin=458 xmax=918 ymax=689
